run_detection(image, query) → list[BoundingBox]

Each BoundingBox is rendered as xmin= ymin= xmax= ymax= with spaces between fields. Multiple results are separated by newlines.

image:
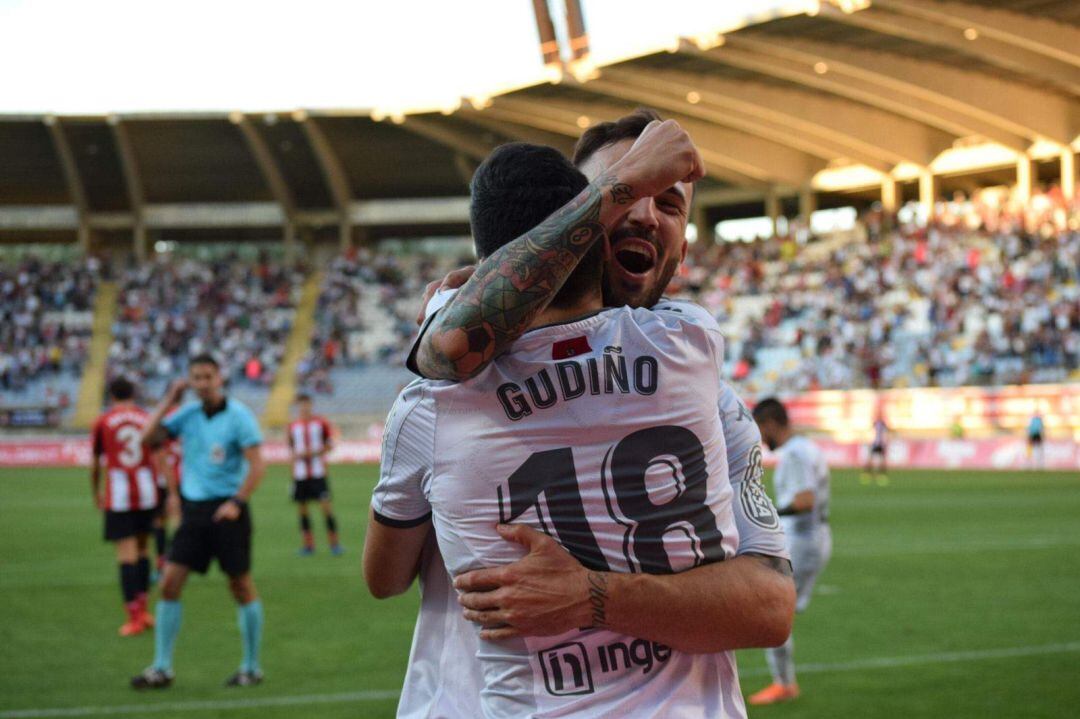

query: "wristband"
xmin=230 ymin=496 xmax=248 ymax=509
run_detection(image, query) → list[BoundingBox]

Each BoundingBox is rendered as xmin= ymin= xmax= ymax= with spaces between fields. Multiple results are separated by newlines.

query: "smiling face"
xmin=579 ymin=138 xmax=692 ymax=309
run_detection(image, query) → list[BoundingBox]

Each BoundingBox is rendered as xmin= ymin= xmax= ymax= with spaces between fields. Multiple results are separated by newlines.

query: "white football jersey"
xmin=396 ymin=534 xmax=484 ymax=719
xmin=376 ymin=300 xmax=747 ymax=718
xmin=772 ymin=435 xmax=831 ymax=537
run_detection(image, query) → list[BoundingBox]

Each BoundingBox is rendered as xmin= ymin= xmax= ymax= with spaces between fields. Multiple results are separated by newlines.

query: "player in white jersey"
xmin=747 ymin=398 xmax=832 ymax=705
xmin=367 ymin=130 xmax=790 ymax=716
xmin=376 ymin=112 xmax=793 ymax=718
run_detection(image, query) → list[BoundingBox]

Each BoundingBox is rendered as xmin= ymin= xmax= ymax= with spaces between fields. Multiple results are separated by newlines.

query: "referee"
xmin=131 ymin=354 xmax=266 ymax=689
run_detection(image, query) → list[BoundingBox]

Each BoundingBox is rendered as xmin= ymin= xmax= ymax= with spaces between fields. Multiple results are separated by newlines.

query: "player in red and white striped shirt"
xmin=90 ymin=377 xmax=160 ymax=636
xmin=288 ymin=394 xmax=341 ymax=555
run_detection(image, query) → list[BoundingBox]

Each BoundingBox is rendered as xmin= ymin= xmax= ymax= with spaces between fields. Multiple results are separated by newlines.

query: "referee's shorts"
xmin=168 ymin=498 xmax=252 ymax=577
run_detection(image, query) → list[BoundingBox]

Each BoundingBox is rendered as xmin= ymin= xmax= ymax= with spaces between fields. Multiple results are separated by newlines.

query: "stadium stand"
xmin=107 ymin=253 xmax=305 ymax=414
xmin=685 ymin=189 xmax=1080 ymax=394
xmin=0 ymin=256 xmax=102 ymax=422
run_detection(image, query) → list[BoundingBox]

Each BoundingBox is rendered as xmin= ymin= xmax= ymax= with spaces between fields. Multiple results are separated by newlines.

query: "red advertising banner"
xmin=2 ymin=436 xmax=1076 ymax=471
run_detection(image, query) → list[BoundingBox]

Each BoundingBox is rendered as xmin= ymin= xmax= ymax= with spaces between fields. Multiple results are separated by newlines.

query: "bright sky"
xmin=0 ymin=0 xmax=802 ymax=115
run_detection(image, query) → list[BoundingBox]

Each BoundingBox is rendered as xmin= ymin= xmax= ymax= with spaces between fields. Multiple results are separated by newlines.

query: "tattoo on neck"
xmin=587 ymin=571 xmax=610 ymax=628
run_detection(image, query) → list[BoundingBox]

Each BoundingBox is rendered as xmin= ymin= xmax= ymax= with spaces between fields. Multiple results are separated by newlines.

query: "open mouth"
xmin=612 ymin=238 xmax=657 ymax=277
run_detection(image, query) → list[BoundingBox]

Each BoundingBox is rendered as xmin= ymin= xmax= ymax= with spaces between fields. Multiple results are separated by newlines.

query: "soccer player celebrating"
xmin=91 ymin=376 xmax=159 ymax=636
xmin=288 ymin=393 xmax=342 ymax=555
xmin=367 ymin=129 xmax=792 ymax=717
xmin=749 ymin=397 xmax=833 ymax=705
xmin=130 ymin=354 xmax=266 ymax=690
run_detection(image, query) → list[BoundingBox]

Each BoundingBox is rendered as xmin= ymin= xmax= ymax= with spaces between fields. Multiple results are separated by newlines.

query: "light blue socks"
xmin=237 ymin=599 xmax=264 ymax=673
xmin=153 ymin=600 xmax=182 ymax=672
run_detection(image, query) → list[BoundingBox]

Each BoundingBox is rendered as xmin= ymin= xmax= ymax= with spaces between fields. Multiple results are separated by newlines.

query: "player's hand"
xmin=454 ymin=524 xmax=592 ymax=640
xmin=165 ymin=379 xmax=188 ymax=406
xmin=213 ymin=499 xmax=242 ymax=522
xmin=607 ymin=119 xmax=705 ymax=203
xmin=415 ymin=265 xmax=476 ymax=325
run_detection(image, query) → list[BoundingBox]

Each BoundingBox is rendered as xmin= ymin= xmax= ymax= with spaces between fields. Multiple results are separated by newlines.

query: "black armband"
xmin=230 ymin=496 xmax=248 ymax=509
xmin=776 ymin=505 xmax=800 ymax=516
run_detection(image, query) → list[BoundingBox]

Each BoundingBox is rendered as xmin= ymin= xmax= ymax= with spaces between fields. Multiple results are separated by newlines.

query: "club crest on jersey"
xmin=740 ymin=445 xmax=779 ymax=529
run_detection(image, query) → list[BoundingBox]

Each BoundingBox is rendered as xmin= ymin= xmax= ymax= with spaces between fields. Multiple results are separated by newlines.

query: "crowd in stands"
xmin=296 ymin=247 xmax=460 ymax=395
xmin=0 ymin=256 xmax=100 ymax=406
xmin=680 ymin=187 xmax=1080 ymax=394
xmin=4 ymin=183 xmax=1078 ymax=418
xmin=108 ymin=254 xmax=303 ymax=395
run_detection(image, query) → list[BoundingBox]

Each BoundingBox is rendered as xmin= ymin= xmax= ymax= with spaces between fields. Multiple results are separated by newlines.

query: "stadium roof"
xmin=1 ymin=0 xmax=1078 ymax=247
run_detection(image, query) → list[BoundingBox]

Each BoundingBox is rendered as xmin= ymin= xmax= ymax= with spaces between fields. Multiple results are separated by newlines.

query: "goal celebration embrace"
xmin=2 ymin=2 xmax=1079 ymax=718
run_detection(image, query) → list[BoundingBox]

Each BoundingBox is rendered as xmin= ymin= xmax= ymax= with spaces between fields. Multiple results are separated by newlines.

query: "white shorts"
xmin=789 ymin=525 xmax=832 ymax=613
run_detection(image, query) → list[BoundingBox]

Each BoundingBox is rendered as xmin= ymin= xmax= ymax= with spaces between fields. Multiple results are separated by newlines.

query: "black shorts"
xmin=154 ymin=488 xmax=168 ymax=518
xmin=104 ymin=509 xmax=156 ymax=541
xmin=168 ymin=499 xmax=252 ymax=576
xmin=870 ymin=443 xmax=886 ymax=456
xmin=1030 ymin=433 xmax=1043 ymax=445
xmin=291 ymin=477 xmax=330 ymax=503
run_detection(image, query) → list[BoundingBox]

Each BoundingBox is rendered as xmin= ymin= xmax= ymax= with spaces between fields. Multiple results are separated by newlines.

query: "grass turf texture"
xmin=1 ymin=465 xmax=1078 ymax=718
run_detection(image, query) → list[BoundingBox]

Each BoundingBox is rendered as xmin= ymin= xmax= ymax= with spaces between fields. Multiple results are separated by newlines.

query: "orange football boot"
xmin=748 ymin=683 xmax=800 ymax=705
xmin=118 ymin=619 xmax=147 ymax=637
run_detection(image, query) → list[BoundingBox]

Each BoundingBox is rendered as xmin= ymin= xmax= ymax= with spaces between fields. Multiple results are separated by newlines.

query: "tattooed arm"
xmin=415 ymin=119 xmax=705 ymax=381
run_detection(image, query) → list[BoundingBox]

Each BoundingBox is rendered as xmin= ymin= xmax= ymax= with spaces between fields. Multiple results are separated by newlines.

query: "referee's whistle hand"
xmin=212 ymin=501 xmax=241 ymax=522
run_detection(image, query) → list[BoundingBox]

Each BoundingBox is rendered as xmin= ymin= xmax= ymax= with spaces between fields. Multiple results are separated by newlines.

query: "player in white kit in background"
xmin=747 ymin=397 xmax=832 ymax=706
xmin=365 ymin=128 xmax=787 ymax=717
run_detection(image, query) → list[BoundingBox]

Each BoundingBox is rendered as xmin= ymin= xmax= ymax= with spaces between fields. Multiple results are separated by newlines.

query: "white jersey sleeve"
xmin=774 ymin=436 xmax=830 ymax=536
xmin=718 ymin=383 xmax=788 ymax=559
xmin=406 ymin=288 xmax=458 ymax=376
xmin=371 ymin=380 xmax=437 ymax=526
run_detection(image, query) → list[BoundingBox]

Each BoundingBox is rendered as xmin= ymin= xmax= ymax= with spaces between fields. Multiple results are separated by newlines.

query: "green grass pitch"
xmin=1 ymin=464 xmax=1079 ymax=718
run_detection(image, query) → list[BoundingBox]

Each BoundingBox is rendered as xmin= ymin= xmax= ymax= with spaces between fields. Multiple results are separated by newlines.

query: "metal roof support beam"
xmin=580 ymin=74 xmax=892 ymax=171
xmin=881 ymin=176 xmax=899 ymax=215
xmin=685 ymin=40 xmax=1030 ymax=152
xmin=490 ymin=96 xmax=823 ymax=187
xmin=1016 ymin=155 xmax=1034 ymax=205
xmin=44 ymin=117 xmax=91 ymax=252
xmin=919 ymin=170 xmax=937 ymax=219
xmin=798 ymin=184 xmax=816 ymax=223
xmin=765 ymin=188 xmax=781 ymax=236
xmin=870 ymin=0 xmax=1080 ymax=70
xmin=399 ymin=116 xmax=495 ymax=162
xmin=234 ymin=114 xmax=299 ymax=261
xmin=692 ymin=204 xmax=714 ymax=245
xmin=819 ymin=2 xmax=1080 ymax=96
xmin=299 ymin=116 xmax=354 ymax=251
xmin=109 ymin=118 xmax=147 ymax=263
xmin=600 ymin=66 xmax=953 ymax=167
xmin=725 ymin=36 xmax=1076 ymax=146
xmin=1062 ymin=150 xmax=1076 ymax=203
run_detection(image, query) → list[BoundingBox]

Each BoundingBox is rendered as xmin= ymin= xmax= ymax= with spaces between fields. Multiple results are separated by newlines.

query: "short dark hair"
xmin=295 ymin=393 xmax=312 ymax=403
xmin=470 ymin=142 xmax=602 ymax=309
xmin=752 ymin=397 xmax=789 ymax=427
xmin=572 ymin=108 xmax=661 ymax=168
xmin=108 ymin=376 xmax=135 ymax=401
xmin=189 ymin=353 xmax=219 ymax=370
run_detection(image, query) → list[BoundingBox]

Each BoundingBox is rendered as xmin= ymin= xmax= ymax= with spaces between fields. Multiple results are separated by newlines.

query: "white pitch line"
xmin=5 ymin=642 xmax=1080 ymax=718
xmin=738 ymin=640 xmax=1080 ymax=677
xmin=0 ymin=690 xmax=400 ymax=718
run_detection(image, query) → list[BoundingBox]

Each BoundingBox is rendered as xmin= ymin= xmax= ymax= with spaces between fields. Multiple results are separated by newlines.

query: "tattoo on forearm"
xmin=746 ymin=553 xmax=794 ymax=578
xmin=587 ymin=571 xmax=610 ymax=628
xmin=418 ymin=175 xmax=628 ymax=380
